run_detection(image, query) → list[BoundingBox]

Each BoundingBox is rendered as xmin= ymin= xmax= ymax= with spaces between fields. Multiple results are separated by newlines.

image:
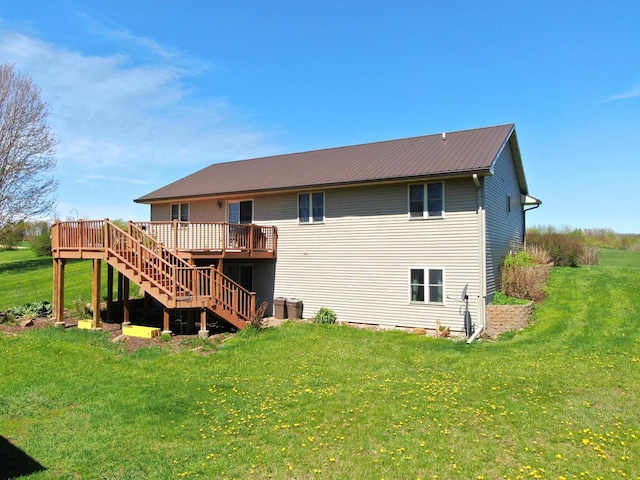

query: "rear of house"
xmin=136 ymin=123 xmax=539 ymax=335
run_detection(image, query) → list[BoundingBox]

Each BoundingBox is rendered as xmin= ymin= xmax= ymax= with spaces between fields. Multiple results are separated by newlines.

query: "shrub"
xmin=503 ymin=251 xmax=535 ymax=268
xmin=502 ymin=262 xmax=552 ymax=302
xmin=31 ymin=229 xmax=52 ymax=256
xmin=579 ymin=246 xmax=600 ymax=266
xmin=524 ymin=244 xmax=552 ymax=265
xmin=526 ymin=232 xmax=582 ymax=267
xmin=6 ymin=301 xmax=52 ymax=319
xmin=70 ymin=297 xmax=91 ymax=319
xmin=0 ymin=222 xmax=26 ymax=249
xmin=313 ymin=307 xmax=337 ymax=324
xmin=248 ymin=301 xmax=269 ymax=331
xmin=492 ymin=291 xmax=530 ymax=305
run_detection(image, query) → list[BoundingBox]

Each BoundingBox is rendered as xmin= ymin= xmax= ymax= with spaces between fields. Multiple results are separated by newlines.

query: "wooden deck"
xmin=50 ymin=220 xmax=274 ymax=333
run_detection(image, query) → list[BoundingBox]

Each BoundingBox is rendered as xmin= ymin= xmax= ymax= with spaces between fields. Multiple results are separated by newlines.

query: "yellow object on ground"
xmin=77 ymin=320 xmax=93 ymax=329
xmin=122 ymin=325 xmax=161 ymax=338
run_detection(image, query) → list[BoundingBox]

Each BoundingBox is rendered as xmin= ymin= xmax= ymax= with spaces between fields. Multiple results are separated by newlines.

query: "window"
xmin=408 ymin=182 xmax=444 ymax=218
xmin=410 ymin=268 xmax=444 ymax=304
xmin=228 ymin=200 xmax=253 ymax=224
xmin=171 ymin=203 xmax=189 ymax=222
xmin=298 ymin=192 xmax=324 ymax=224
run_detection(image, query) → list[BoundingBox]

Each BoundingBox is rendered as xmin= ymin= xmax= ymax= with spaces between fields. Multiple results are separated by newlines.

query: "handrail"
xmin=132 ymin=221 xmax=277 ymax=254
xmin=51 ymin=219 xmax=256 ymax=323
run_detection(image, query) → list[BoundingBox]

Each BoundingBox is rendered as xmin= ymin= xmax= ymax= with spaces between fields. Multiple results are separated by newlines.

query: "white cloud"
xmin=0 ymin=22 xmax=279 ymax=219
xmin=604 ymin=86 xmax=640 ymax=102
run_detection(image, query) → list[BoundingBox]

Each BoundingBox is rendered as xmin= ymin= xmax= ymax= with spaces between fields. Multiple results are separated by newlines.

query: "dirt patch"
xmin=0 ymin=317 xmax=234 ymax=354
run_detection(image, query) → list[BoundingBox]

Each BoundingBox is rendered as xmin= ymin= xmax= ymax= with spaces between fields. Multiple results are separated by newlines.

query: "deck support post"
xmin=122 ymin=276 xmax=131 ymax=325
xmin=52 ymin=258 xmax=66 ymax=327
xmin=198 ymin=309 xmax=209 ymax=338
xmin=91 ymin=259 xmax=103 ymax=330
xmin=106 ymin=264 xmax=114 ymax=323
xmin=144 ymin=292 xmax=151 ymax=324
xmin=161 ymin=308 xmax=172 ymax=336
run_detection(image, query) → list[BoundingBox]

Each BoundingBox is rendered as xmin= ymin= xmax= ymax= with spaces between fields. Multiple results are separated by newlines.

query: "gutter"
xmin=468 ymin=174 xmax=486 ymax=344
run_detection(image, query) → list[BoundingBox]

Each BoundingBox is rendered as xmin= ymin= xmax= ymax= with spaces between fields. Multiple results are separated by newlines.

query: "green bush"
xmin=527 ymin=232 xmax=582 ymax=267
xmin=313 ymin=307 xmax=337 ymax=324
xmin=31 ymin=229 xmax=52 ymax=256
xmin=492 ymin=291 xmax=530 ymax=305
xmin=503 ymin=251 xmax=535 ymax=268
xmin=6 ymin=300 xmax=52 ymax=319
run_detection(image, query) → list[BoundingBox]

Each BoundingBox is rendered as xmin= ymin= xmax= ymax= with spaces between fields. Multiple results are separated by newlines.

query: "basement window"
xmin=410 ymin=268 xmax=444 ymax=304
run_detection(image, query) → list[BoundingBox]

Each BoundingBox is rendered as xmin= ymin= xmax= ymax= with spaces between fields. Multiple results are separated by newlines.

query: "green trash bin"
xmin=274 ymin=297 xmax=287 ymax=320
xmin=286 ymin=298 xmax=303 ymax=320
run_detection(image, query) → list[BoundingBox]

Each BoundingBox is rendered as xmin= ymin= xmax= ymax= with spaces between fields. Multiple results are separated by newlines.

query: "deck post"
xmin=162 ymin=308 xmax=172 ymax=336
xmin=144 ymin=292 xmax=151 ymax=324
xmin=198 ymin=308 xmax=209 ymax=338
xmin=106 ymin=264 xmax=114 ymax=323
xmin=122 ymin=276 xmax=131 ymax=325
xmin=52 ymin=258 xmax=66 ymax=327
xmin=91 ymin=259 xmax=103 ymax=330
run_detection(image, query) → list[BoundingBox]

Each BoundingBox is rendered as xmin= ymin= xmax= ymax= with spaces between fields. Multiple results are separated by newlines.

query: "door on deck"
xmin=224 ymin=264 xmax=253 ymax=292
xmin=227 ymin=200 xmax=253 ymax=249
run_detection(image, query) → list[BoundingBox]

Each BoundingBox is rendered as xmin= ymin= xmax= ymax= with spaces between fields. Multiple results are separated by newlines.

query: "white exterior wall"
xmin=251 ymin=179 xmax=482 ymax=332
xmin=151 ymin=199 xmax=225 ymax=222
xmin=484 ymin=141 xmax=525 ymax=296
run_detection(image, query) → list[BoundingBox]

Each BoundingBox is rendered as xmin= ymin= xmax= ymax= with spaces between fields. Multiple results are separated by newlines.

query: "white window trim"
xmin=170 ymin=202 xmax=190 ymax=222
xmin=409 ymin=267 xmax=446 ymax=305
xmin=298 ymin=191 xmax=325 ymax=224
xmin=407 ymin=182 xmax=445 ymax=220
xmin=226 ymin=199 xmax=254 ymax=224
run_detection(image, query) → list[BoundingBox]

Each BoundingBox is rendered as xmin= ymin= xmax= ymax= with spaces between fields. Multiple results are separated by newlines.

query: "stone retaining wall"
xmin=485 ymin=302 xmax=534 ymax=338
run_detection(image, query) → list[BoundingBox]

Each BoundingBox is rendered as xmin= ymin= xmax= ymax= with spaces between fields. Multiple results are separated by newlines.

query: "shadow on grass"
xmin=0 ymin=257 xmax=52 ymax=274
xmin=0 ymin=436 xmax=46 ymax=479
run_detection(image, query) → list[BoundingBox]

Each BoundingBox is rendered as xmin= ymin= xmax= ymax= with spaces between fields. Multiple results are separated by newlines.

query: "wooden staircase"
xmin=52 ymin=220 xmax=256 ymax=330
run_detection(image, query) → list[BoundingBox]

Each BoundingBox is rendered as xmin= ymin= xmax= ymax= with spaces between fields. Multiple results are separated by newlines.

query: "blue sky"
xmin=1 ymin=1 xmax=638 ymax=232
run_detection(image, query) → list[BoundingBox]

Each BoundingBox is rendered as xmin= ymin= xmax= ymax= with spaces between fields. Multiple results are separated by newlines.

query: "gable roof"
xmin=136 ymin=123 xmax=526 ymax=203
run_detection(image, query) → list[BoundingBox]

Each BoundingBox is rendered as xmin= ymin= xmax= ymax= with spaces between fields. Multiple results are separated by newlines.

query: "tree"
xmin=0 ymin=64 xmax=58 ymax=228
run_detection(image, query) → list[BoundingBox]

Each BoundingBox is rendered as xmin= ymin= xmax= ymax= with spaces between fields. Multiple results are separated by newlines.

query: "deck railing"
xmin=51 ymin=220 xmax=256 ymax=323
xmin=132 ymin=221 xmax=277 ymax=255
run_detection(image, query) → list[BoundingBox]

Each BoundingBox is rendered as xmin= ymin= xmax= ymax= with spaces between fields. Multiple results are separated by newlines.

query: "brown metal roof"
xmin=136 ymin=123 xmax=522 ymax=203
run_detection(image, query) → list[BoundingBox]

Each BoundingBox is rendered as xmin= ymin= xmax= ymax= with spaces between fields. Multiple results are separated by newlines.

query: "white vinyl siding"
xmin=254 ymin=179 xmax=481 ymax=331
xmin=484 ymin=140 xmax=525 ymax=295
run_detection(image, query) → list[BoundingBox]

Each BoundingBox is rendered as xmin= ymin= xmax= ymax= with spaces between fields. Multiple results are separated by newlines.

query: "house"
xmin=125 ymin=123 xmax=539 ymax=337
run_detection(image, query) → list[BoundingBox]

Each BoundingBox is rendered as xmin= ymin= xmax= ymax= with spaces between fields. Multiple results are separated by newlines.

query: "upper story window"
xmin=171 ymin=203 xmax=189 ymax=222
xmin=409 ymin=182 xmax=444 ymax=219
xmin=299 ymin=192 xmax=324 ymax=224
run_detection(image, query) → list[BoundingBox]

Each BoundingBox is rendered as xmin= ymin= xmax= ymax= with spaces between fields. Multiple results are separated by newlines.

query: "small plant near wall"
xmin=248 ymin=301 xmax=269 ymax=331
xmin=313 ymin=307 xmax=337 ymax=324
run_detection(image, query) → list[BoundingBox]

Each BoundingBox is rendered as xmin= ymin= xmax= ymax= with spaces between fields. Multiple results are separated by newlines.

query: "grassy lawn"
xmin=1 ymin=252 xmax=639 ymax=479
xmin=0 ymin=248 xmax=114 ymax=311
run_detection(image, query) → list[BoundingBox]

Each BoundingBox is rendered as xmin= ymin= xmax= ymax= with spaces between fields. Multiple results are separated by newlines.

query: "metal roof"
xmin=136 ymin=123 xmax=524 ymax=203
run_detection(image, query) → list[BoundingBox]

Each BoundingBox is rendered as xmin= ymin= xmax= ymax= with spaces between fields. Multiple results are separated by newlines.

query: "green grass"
xmin=0 ymin=248 xmax=113 ymax=310
xmin=600 ymin=248 xmax=640 ymax=268
xmin=1 ymin=253 xmax=639 ymax=478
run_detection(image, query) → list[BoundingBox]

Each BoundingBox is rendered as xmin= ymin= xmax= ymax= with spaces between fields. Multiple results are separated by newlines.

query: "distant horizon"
xmin=1 ymin=1 xmax=638 ymax=233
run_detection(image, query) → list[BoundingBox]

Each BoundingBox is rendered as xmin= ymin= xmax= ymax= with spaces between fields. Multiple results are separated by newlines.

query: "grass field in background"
xmin=0 ymin=248 xmax=110 ymax=311
xmin=1 ymin=250 xmax=639 ymax=479
xmin=599 ymin=248 xmax=640 ymax=268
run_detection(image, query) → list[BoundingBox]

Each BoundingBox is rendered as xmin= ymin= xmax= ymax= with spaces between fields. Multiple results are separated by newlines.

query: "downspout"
xmin=468 ymin=174 xmax=486 ymax=344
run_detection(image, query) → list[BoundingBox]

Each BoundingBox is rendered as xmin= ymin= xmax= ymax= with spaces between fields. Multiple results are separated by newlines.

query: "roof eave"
xmin=134 ymin=168 xmax=494 ymax=204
